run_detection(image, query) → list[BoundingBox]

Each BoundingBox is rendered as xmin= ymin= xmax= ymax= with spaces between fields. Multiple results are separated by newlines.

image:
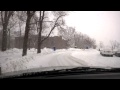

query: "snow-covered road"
xmin=26 ymin=50 xmax=88 ymax=69
xmin=0 ymin=48 xmax=120 ymax=74
xmin=27 ymin=49 xmax=120 ymax=68
xmin=47 ymin=51 xmax=88 ymax=67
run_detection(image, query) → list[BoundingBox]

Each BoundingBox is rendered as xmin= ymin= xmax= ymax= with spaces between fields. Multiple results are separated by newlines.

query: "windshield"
xmin=0 ymin=11 xmax=120 ymax=77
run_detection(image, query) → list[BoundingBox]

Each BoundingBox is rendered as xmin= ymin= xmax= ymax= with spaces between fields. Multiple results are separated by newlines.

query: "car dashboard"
xmin=4 ymin=72 xmax=120 ymax=79
xmin=1 ymin=67 xmax=120 ymax=79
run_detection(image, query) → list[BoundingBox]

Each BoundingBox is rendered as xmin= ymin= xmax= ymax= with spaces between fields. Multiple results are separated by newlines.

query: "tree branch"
xmin=41 ymin=14 xmax=65 ymax=43
xmin=17 ymin=12 xmax=26 ymax=22
xmin=7 ymin=11 xmax=14 ymax=21
xmin=41 ymin=24 xmax=56 ymax=43
xmin=4 ymin=11 xmax=8 ymax=23
xmin=8 ymin=20 xmax=17 ymax=30
xmin=40 ymin=11 xmax=45 ymax=32
xmin=41 ymin=11 xmax=45 ymax=22
xmin=43 ymin=21 xmax=53 ymax=23
xmin=31 ymin=11 xmax=36 ymax=17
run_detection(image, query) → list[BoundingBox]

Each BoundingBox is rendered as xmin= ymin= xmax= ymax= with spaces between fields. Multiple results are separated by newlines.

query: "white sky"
xmin=64 ymin=11 xmax=120 ymax=46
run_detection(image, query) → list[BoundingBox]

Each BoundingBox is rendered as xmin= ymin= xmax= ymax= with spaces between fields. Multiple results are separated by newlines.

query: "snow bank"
xmin=0 ymin=48 xmax=55 ymax=73
xmin=41 ymin=47 xmax=54 ymax=55
xmin=0 ymin=48 xmax=22 ymax=67
xmin=0 ymin=48 xmax=21 ymax=56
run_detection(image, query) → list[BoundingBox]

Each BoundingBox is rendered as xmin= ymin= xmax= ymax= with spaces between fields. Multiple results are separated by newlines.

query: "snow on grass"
xmin=0 ymin=48 xmax=55 ymax=74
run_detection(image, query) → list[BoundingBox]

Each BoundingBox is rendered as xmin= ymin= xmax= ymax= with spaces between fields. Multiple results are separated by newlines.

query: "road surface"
xmin=1 ymin=49 xmax=120 ymax=74
xmin=27 ymin=50 xmax=88 ymax=68
xmin=27 ymin=49 xmax=120 ymax=68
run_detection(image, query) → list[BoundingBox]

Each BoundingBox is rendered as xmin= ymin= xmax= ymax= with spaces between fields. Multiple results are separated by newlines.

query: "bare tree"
xmin=37 ymin=11 xmax=45 ymax=53
xmin=0 ymin=11 xmax=14 ymax=51
xmin=59 ymin=26 xmax=75 ymax=47
xmin=36 ymin=11 xmax=67 ymax=53
xmin=16 ymin=11 xmax=26 ymax=38
xmin=73 ymin=32 xmax=84 ymax=48
xmin=116 ymin=42 xmax=120 ymax=48
xmin=110 ymin=40 xmax=120 ymax=50
xmin=22 ymin=11 xmax=36 ymax=56
xmin=16 ymin=11 xmax=27 ymax=49
xmin=0 ymin=34 xmax=1 ymax=45
xmin=99 ymin=41 xmax=104 ymax=49
xmin=7 ymin=13 xmax=18 ymax=49
xmin=73 ymin=32 xmax=96 ymax=49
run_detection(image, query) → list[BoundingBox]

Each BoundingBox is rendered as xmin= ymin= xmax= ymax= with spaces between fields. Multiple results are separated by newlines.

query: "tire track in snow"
xmin=67 ymin=55 xmax=88 ymax=66
xmin=56 ymin=53 xmax=76 ymax=66
xmin=48 ymin=51 xmax=88 ymax=67
xmin=48 ymin=52 xmax=71 ymax=66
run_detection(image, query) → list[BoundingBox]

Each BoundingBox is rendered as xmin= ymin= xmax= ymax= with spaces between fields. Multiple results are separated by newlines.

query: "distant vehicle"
xmin=115 ymin=49 xmax=120 ymax=57
xmin=100 ymin=48 xmax=114 ymax=57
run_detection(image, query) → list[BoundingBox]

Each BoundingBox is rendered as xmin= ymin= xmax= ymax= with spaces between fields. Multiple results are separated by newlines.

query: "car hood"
xmin=0 ymin=65 xmax=116 ymax=78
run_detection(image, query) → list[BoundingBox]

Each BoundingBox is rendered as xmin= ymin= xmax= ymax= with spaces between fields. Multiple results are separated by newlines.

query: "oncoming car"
xmin=100 ymin=48 xmax=114 ymax=57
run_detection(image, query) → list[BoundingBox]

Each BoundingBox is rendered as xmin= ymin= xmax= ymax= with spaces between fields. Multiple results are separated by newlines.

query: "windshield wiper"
xmin=1 ymin=67 xmax=120 ymax=79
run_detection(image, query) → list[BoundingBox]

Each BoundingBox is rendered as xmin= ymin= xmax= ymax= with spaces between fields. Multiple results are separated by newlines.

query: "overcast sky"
xmin=64 ymin=11 xmax=120 ymax=46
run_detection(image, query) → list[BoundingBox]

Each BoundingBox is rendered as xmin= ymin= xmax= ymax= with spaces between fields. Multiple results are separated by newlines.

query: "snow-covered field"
xmin=0 ymin=48 xmax=120 ymax=74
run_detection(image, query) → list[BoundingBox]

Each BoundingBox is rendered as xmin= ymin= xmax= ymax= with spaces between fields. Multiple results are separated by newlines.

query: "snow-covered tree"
xmin=31 ymin=11 xmax=68 ymax=53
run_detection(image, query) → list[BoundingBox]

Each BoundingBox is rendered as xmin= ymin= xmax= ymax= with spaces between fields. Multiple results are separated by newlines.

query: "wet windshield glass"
xmin=0 ymin=11 xmax=120 ymax=76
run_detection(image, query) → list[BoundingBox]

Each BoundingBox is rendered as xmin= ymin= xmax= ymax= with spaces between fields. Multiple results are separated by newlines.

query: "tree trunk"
xmin=22 ymin=12 xmax=31 ymax=56
xmin=1 ymin=24 xmax=8 ymax=51
xmin=28 ymin=38 xmax=30 ymax=50
xmin=37 ymin=31 xmax=42 ymax=53
xmin=1 ymin=11 xmax=14 ymax=51
xmin=37 ymin=11 xmax=42 ymax=54
xmin=19 ymin=22 xmax=22 ymax=49
xmin=8 ymin=29 xmax=10 ymax=49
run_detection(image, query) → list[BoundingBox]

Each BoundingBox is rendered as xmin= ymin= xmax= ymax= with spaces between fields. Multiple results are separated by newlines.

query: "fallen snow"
xmin=71 ymin=49 xmax=120 ymax=68
xmin=0 ymin=48 xmax=120 ymax=74
xmin=0 ymin=48 xmax=54 ymax=73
